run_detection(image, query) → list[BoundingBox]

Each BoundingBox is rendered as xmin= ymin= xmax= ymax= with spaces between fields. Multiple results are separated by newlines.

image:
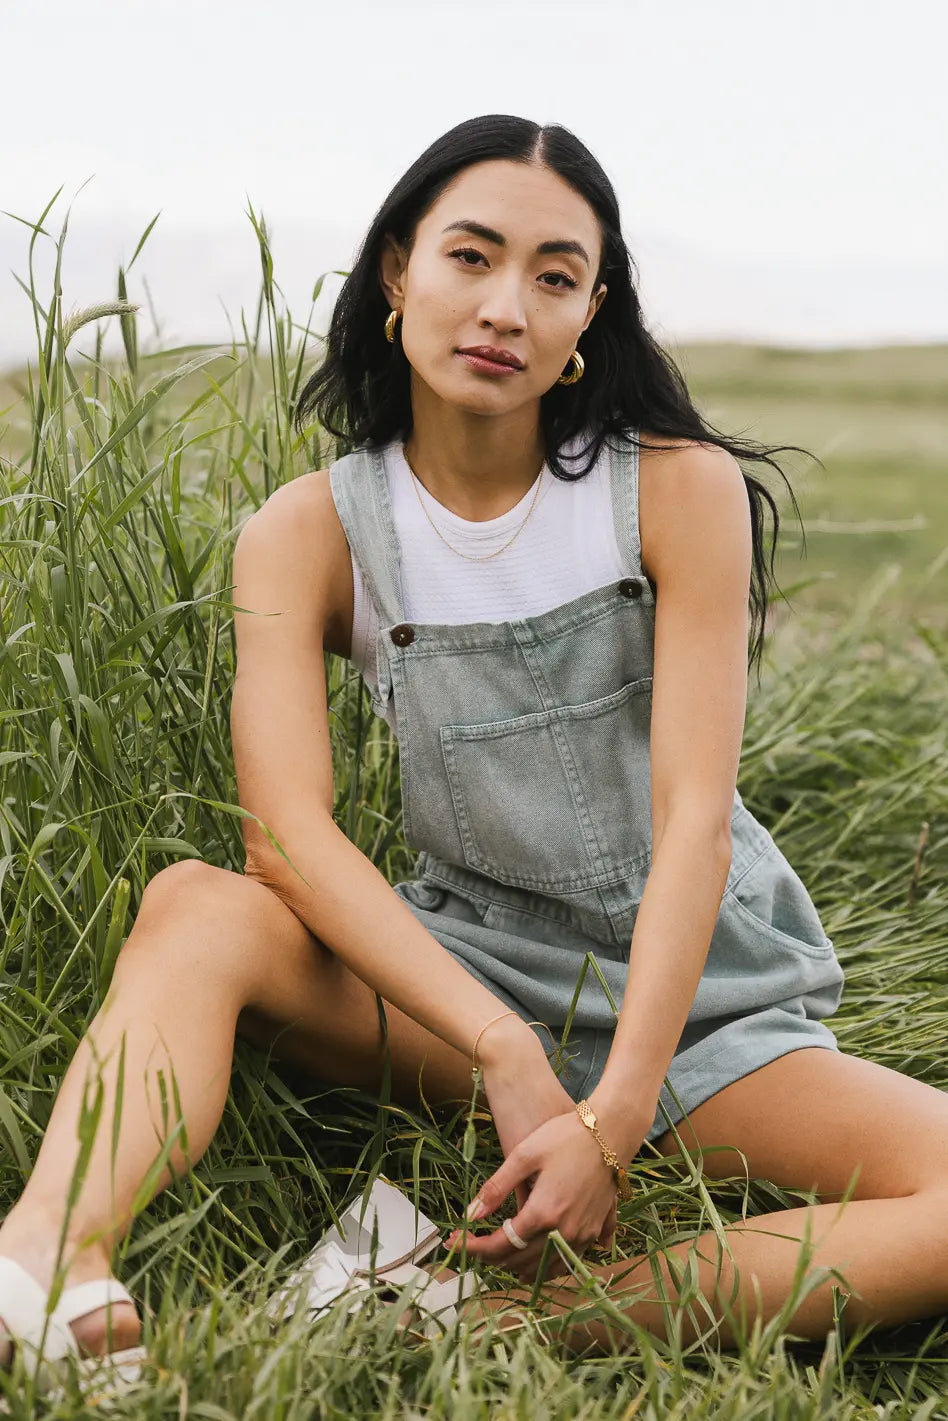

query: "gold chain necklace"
xmin=402 ymin=445 xmax=546 ymax=563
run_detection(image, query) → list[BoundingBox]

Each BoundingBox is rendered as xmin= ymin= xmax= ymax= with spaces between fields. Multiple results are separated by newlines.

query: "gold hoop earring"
xmin=556 ymin=348 xmax=584 ymax=385
xmin=384 ymin=308 xmax=402 ymax=343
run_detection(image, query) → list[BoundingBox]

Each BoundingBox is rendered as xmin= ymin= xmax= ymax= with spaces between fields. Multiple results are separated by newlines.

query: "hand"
xmin=474 ymin=1021 xmax=577 ymax=1203
xmin=448 ymin=1108 xmax=641 ymax=1282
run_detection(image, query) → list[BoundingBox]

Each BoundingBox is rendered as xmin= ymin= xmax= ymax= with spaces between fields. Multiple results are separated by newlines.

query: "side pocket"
xmin=392 ymin=877 xmax=447 ymax=914
xmin=726 ymin=844 xmax=835 ymax=958
xmin=393 ymin=875 xmax=492 ymax=928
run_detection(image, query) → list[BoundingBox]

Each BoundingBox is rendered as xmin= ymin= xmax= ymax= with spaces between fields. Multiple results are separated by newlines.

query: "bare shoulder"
xmin=636 ymin=430 xmax=749 ymax=587
xmin=233 ymin=468 xmax=354 ymax=658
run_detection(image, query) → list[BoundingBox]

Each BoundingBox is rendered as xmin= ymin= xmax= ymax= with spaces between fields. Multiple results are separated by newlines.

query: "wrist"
xmin=476 ymin=1014 xmax=545 ymax=1073
xmin=587 ymin=1075 xmax=655 ymax=1163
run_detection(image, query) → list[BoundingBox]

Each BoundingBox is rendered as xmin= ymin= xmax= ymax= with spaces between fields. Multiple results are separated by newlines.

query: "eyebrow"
xmin=441 ymin=219 xmax=590 ymax=267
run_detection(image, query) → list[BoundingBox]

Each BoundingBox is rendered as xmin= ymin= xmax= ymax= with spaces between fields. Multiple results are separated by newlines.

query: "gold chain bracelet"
xmin=576 ymin=1099 xmax=635 ymax=1201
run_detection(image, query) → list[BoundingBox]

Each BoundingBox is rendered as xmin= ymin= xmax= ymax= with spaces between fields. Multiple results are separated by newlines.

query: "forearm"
xmin=249 ymin=818 xmax=542 ymax=1067
xmin=590 ymin=818 xmax=732 ymax=1152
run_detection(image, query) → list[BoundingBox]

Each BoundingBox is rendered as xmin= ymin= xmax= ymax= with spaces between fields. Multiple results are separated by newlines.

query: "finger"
xmin=515 ymin=1173 xmax=539 ymax=1216
xmin=452 ymin=1215 xmax=593 ymax=1282
xmin=462 ymin=1145 xmax=537 ymax=1223
xmin=596 ymin=1202 xmax=618 ymax=1249
xmin=503 ymin=1227 xmax=592 ymax=1284
xmin=455 ymin=1204 xmax=546 ymax=1266
xmin=457 ymin=1191 xmax=564 ymax=1268
xmin=457 ymin=1222 xmax=551 ymax=1277
xmin=445 ymin=1207 xmax=533 ymax=1258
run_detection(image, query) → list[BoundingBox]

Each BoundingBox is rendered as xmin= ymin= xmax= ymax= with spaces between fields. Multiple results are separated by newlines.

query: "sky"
xmin=2 ymin=0 xmax=946 ymax=372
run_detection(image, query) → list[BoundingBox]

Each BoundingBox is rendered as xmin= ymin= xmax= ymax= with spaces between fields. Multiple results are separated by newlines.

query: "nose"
xmin=477 ymin=268 xmax=527 ymax=335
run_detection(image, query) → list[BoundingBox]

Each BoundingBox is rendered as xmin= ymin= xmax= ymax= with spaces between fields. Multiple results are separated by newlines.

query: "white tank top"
xmin=349 ymin=431 xmax=628 ymax=731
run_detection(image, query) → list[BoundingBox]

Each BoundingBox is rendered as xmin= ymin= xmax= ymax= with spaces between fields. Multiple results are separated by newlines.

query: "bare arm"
xmin=229 ymin=470 xmax=542 ymax=1069
xmin=589 ymin=442 xmax=753 ymax=1152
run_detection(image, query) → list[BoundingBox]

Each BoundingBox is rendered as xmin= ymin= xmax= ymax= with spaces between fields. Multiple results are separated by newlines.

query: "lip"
xmin=456 ymin=345 xmax=525 ymax=371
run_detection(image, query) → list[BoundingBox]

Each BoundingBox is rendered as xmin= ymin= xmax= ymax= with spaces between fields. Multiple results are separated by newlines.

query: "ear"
xmin=378 ymin=233 xmax=409 ymax=310
xmin=581 ymin=282 xmax=607 ymax=333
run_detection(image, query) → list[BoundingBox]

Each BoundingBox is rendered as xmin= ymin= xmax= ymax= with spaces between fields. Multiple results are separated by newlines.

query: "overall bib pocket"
xmin=725 ymin=842 xmax=836 ymax=958
xmin=440 ymin=677 xmax=654 ymax=894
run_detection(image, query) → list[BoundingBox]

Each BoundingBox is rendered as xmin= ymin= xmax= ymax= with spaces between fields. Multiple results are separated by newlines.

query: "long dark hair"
xmin=294 ymin=113 xmax=818 ymax=683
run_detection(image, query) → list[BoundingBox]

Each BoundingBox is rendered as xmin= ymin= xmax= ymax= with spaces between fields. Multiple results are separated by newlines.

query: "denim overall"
xmin=329 ymin=432 xmax=846 ymax=1146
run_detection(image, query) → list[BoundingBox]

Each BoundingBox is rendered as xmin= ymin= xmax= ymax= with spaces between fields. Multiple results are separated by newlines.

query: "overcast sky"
xmin=2 ymin=0 xmax=946 ymax=371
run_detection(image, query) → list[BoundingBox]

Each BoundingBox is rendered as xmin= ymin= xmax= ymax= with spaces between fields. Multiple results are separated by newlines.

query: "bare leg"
xmin=475 ymin=1049 xmax=948 ymax=1350
xmin=0 ymin=860 xmax=475 ymax=1357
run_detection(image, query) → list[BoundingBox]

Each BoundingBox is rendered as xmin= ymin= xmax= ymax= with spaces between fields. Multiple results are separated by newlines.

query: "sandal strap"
xmin=416 ymin=1271 xmax=482 ymax=1325
xmin=276 ymin=1177 xmax=442 ymax=1319
xmin=53 ymin=1278 xmax=135 ymax=1326
xmin=380 ymin=1260 xmax=485 ymax=1334
xmin=273 ymin=1180 xmax=451 ymax=1326
xmin=0 ymin=1257 xmax=75 ymax=1360
xmin=336 ymin=1178 xmax=442 ymax=1271
xmin=272 ymin=1238 xmax=371 ymax=1319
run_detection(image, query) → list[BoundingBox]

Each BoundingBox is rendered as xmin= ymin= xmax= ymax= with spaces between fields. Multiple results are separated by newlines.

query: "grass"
xmin=669 ymin=339 xmax=948 ymax=628
xmin=0 ymin=196 xmax=946 ymax=1416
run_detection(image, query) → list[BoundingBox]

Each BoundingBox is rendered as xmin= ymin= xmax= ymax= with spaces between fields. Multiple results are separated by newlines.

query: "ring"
xmin=502 ymin=1217 xmax=529 ymax=1251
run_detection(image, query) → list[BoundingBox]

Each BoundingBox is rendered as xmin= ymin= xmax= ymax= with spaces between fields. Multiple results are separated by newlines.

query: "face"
xmin=379 ymin=159 xmax=607 ymax=414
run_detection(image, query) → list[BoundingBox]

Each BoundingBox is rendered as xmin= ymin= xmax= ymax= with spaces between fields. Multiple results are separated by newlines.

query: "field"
xmin=0 ymin=218 xmax=947 ymax=1417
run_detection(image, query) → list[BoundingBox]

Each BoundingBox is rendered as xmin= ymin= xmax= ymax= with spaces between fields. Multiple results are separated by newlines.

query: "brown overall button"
xmin=390 ymin=623 xmax=415 ymax=646
xmin=618 ymin=578 xmax=643 ymax=599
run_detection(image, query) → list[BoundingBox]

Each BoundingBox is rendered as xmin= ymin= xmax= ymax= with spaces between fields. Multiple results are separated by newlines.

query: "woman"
xmin=2 ymin=113 xmax=948 ymax=1367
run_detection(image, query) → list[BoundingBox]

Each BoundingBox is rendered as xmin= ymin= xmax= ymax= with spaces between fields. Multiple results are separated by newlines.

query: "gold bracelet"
xmin=576 ymin=1099 xmax=635 ymax=1201
xmin=471 ymin=1010 xmax=520 ymax=1078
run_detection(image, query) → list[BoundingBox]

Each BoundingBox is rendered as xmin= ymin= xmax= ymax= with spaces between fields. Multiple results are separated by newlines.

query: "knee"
xmin=138 ymin=859 xmax=263 ymax=928
xmin=116 ymin=860 xmax=292 ymax=982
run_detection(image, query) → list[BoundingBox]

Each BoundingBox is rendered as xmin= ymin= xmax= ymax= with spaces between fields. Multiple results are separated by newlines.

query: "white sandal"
xmin=0 ymin=1256 xmax=146 ymax=1393
xmin=375 ymin=1257 xmax=485 ymax=1339
xmin=271 ymin=1176 xmax=484 ymax=1335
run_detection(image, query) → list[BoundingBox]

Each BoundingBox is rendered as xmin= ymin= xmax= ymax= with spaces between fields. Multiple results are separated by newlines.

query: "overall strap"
xmin=606 ymin=427 xmax=645 ymax=578
xmin=329 ymin=443 xmax=406 ymax=631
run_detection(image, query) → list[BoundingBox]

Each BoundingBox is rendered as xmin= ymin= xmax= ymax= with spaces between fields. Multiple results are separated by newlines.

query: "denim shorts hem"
xmin=640 ymin=1028 xmax=842 ymax=1147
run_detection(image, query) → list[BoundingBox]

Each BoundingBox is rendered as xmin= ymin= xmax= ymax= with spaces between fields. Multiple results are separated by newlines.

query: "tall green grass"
xmin=0 ymin=196 xmax=946 ymax=1416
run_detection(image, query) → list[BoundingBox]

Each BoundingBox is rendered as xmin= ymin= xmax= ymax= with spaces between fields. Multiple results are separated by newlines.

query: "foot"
xmin=0 ymin=1202 xmax=141 ymax=1364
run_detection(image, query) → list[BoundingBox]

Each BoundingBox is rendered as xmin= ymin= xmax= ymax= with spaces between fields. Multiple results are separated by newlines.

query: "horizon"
xmin=3 ymin=0 xmax=946 ymax=369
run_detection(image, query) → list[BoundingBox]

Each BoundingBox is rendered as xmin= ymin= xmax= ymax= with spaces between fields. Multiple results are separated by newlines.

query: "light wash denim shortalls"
xmin=329 ymin=431 xmax=846 ymax=1147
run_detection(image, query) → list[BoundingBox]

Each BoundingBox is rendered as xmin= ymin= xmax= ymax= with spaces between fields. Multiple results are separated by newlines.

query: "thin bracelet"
xmin=471 ymin=1011 xmax=559 ymax=1074
xmin=471 ymin=1010 xmax=520 ymax=1077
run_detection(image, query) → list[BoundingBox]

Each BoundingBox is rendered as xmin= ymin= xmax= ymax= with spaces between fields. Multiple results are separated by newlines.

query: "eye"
xmin=447 ymin=247 xmax=577 ymax=290
xmin=448 ymin=246 xmax=487 ymax=267
xmin=539 ymin=272 xmax=578 ymax=290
